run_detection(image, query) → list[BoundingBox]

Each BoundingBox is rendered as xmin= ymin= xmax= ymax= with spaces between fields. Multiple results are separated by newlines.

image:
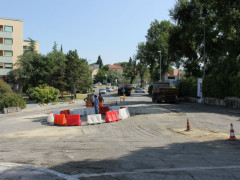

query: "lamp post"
xmin=203 ymin=24 xmax=206 ymax=80
xmin=158 ymin=51 xmax=162 ymax=82
xmin=199 ymin=16 xmax=206 ymax=80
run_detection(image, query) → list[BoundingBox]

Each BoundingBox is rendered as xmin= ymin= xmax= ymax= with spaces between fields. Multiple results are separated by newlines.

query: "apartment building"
xmin=0 ymin=17 xmax=39 ymax=78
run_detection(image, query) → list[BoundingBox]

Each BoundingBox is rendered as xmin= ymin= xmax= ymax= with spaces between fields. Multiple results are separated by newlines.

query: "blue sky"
xmin=1 ymin=0 xmax=176 ymax=64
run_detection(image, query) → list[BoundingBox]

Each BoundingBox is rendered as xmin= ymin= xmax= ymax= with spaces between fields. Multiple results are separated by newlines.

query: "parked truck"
xmin=118 ymin=84 xmax=132 ymax=96
xmin=152 ymin=82 xmax=179 ymax=103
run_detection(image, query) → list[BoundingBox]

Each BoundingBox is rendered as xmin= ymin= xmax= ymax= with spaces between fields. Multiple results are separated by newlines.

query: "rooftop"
xmin=108 ymin=65 xmax=122 ymax=69
xmin=0 ymin=17 xmax=23 ymax=22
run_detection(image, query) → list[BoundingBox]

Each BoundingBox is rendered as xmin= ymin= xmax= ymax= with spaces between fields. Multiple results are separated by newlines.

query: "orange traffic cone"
xmin=186 ymin=119 xmax=190 ymax=131
xmin=228 ymin=123 xmax=237 ymax=141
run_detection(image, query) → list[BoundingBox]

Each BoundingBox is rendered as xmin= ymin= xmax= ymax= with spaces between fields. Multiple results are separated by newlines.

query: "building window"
xmin=4 ymin=26 xmax=13 ymax=32
xmin=0 ymin=50 xmax=3 ymax=56
xmin=5 ymin=63 xmax=13 ymax=69
xmin=0 ymin=38 xmax=3 ymax=44
xmin=4 ymin=50 xmax=13 ymax=56
xmin=4 ymin=38 xmax=13 ymax=45
xmin=0 ymin=63 xmax=3 ymax=69
xmin=0 ymin=25 xmax=3 ymax=31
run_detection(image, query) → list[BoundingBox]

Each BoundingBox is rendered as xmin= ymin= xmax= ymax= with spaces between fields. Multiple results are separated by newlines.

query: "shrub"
xmin=30 ymin=85 xmax=60 ymax=103
xmin=176 ymin=77 xmax=197 ymax=97
xmin=0 ymin=93 xmax=26 ymax=109
xmin=0 ymin=79 xmax=26 ymax=110
xmin=0 ymin=93 xmax=26 ymax=110
xmin=0 ymin=79 xmax=13 ymax=94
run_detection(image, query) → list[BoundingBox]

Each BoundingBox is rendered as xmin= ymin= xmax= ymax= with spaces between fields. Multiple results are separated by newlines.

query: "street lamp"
xmin=203 ymin=24 xmax=206 ymax=80
xmin=199 ymin=16 xmax=206 ymax=80
xmin=158 ymin=51 xmax=162 ymax=82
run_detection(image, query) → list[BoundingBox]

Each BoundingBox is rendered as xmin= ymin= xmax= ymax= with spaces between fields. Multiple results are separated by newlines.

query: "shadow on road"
xmin=43 ymin=139 xmax=240 ymax=179
xmin=121 ymin=96 xmax=240 ymax=118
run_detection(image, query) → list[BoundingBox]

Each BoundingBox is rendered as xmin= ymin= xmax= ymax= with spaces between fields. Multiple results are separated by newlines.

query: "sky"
xmin=1 ymin=0 xmax=177 ymax=65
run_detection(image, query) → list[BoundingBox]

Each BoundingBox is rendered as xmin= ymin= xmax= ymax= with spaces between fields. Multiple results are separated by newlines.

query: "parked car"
xmin=135 ymin=87 xmax=146 ymax=93
xmin=93 ymin=84 xmax=97 ymax=88
xmin=106 ymin=87 xmax=114 ymax=92
xmin=96 ymin=82 xmax=102 ymax=85
xmin=99 ymin=88 xmax=107 ymax=94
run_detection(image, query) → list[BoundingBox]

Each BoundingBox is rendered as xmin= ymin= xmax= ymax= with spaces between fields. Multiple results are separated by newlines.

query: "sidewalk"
xmin=0 ymin=100 xmax=85 ymax=117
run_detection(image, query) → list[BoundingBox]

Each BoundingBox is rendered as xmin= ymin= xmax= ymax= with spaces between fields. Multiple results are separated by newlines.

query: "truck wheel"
xmin=152 ymin=96 xmax=155 ymax=102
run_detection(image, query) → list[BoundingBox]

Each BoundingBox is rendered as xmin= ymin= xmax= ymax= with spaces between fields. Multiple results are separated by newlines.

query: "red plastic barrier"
xmin=99 ymin=106 xmax=109 ymax=115
xmin=112 ymin=110 xmax=120 ymax=121
xmin=105 ymin=111 xmax=113 ymax=123
xmin=60 ymin=110 xmax=70 ymax=116
xmin=66 ymin=114 xmax=81 ymax=126
xmin=54 ymin=114 xmax=67 ymax=126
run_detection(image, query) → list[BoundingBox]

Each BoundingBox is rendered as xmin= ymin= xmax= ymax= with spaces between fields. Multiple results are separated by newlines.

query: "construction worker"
xmin=84 ymin=94 xmax=92 ymax=107
xmin=98 ymin=93 xmax=104 ymax=107
xmin=94 ymin=94 xmax=99 ymax=114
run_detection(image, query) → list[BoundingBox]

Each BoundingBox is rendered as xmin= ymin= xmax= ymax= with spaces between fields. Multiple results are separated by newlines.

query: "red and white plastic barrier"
xmin=47 ymin=113 xmax=54 ymax=125
xmin=66 ymin=114 xmax=81 ymax=126
xmin=87 ymin=114 xmax=103 ymax=125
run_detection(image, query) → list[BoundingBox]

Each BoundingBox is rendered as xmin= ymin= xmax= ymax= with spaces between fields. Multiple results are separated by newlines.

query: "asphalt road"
xmin=0 ymin=92 xmax=240 ymax=180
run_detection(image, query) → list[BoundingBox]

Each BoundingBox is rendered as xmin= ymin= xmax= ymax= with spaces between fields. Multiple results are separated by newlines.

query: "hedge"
xmin=176 ymin=77 xmax=197 ymax=97
xmin=0 ymin=79 xmax=26 ymax=110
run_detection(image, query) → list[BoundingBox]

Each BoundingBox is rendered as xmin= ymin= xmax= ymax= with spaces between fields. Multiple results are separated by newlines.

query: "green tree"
xmin=65 ymin=50 xmax=92 ymax=93
xmin=170 ymin=0 xmax=240 ymax=98
xmin=26 ymin=37 xmax=36 ymax=53
xmin=94 ymin=69 xmax=108 ymax=84
xmin=12 ymin=52 xmax=47 ymax=92
xmin=143 ymin=20 xmax=176 ymax=82
xmin=96 ymin=55 xmax=103 ymax=68
xmin=125 ymin=57 xmax=138 ymax=84
xmin=46 ymin=42 xmax=67 ymax=95
xmin=102 ymin=64 xmax=109 ymax=71
xmin=107 ymin=71 xmax=121 ymax=85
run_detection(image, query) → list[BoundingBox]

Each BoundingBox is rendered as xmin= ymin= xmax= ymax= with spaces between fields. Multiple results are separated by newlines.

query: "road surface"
xmin=0 ymin=92 xmax=240 ymax=179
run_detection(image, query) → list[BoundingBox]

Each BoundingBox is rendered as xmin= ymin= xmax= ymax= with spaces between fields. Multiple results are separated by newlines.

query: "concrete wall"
xmin=180 ymin=96 xmax=240 ymax=110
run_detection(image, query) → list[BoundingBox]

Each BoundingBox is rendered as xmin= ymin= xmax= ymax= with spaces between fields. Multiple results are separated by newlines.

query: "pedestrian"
xmin=98 ymin=93 xmax=104 ymax=107
xmin=122 ymin=87 xmax=126 ymax=95
xmin=94 ymin=94 xmax=99 ymax=114
xmin=90 ymin=94 xmax=94 ymax=107
xmin=84 ymin=94 xmax=92 ymax=107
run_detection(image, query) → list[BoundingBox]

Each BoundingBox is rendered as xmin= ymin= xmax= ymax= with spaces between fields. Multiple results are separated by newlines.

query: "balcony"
xmin=0 ymin=44 xmax=12 ymax=51
xmin=0 ymin=56 xmax=12 ymax=63
xmin=0 ymin=31 xmax=12 ymax=38
xmin=0 ymin=68 xmax=12 ymax=76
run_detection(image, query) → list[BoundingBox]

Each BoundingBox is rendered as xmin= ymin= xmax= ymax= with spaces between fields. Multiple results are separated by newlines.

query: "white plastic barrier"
xmin=52 ymin=110 xmax=60 ymax=117
xmin=125 ymin=107 xmax=130 ymax=118
xmin=111 ymin=106 xmax=121 ymax=113
xmin=86 ymin=107 xmax=95 ymax=115
xmin=87 ymin=114 xmax=104 ymax=125
xmin=47 ymin=113 xmax=54 ymax=125
xmin=119 ymin=108 xmax=128 ymax=120
xmin=73 ymin=109 xmax=85 ymax=116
